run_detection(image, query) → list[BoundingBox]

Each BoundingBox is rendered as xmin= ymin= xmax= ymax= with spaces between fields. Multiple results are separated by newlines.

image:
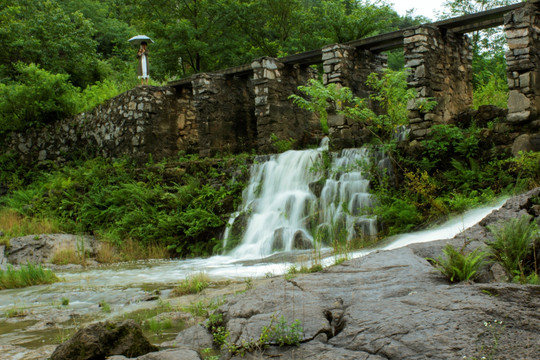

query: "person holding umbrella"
xmin=128 ymin=35 xmax=153 ymax=86
xmin=137 ymin=41 xmax=149 ymax=85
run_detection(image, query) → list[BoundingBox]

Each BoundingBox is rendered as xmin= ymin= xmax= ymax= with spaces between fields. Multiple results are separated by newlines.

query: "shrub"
xmin=487 ymin=215 xmax=539 ymax=282
xmin=473 ymin=73 xmax=508 ymax=109
xmin=429 ymin=243 xmax=490 ymax=283
xmin=0 ymin=63 xmax=80 ymax=133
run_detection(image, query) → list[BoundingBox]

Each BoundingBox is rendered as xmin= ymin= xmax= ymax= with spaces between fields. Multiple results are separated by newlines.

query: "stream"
xmin=0 ymin=198 xmax=506 ymax=355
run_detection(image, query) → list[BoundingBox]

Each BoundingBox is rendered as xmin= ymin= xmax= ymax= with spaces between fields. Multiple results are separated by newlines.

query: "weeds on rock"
xmin=463 ymin=319 xmax=505 ymax=360
xmin=206 ymin=313 xmax=303 ymax=357
xmin=173 ymin=272 xmax=210 ymax=296
xmin=4 ymin=304 xmax=27 ymax=318
xmin=183 ymin=296 xmax=227 ymax=318
xmin=0 ymin=263 xmax=59 ymax=289
xmin=428 ymin=242 xmax=490 ymax=283
xmin=99 ymin=300 xmax=111 ymax=313
xmin=487 ymin=214 xmax=539 ymax=283
xmin=144 ymin=318 xmax=172 ymax=337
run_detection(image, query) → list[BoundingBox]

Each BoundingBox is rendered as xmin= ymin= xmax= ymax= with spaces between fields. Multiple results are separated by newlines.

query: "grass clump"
xmin=429 ymin=242 xmax=490 ymax=283
xmin=0 ymin=263 xmax=59 ymax=289
xmin=0 ymin=208 xmax=61 ymax=246
xmin=173 ymin=272 xmax=211 ymax=296
xmin=487 ymin=215 xmax=539 ymax=283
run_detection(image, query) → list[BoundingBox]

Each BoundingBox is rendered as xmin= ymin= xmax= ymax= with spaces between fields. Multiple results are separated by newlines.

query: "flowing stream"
xmin=0 ymin=142 xmax=507 ymax=353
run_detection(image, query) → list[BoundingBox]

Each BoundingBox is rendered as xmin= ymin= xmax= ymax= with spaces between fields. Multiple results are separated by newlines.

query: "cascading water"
xmin=225 ymin=139 xmax=378 ymax=259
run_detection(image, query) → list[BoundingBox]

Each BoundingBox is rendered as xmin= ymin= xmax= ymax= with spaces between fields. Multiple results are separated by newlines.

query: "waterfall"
xmin=225 ymin=139 xmax=379 ymax=259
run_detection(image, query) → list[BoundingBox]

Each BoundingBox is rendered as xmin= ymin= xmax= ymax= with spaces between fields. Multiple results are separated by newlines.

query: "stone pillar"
xmin=322 ymin=44 xmax=356 ymax=88
xmin=404 ymin=26 xmax=473 ymax=139
xmin=504 ymin=2 xmax=540 ymax=125
xmin=192 ymin=73 xmax=256 ymax=157
xmin=252 ymin=57 xmax=319 ymax=153
xmin=322 ymin=44 xmax=387 ymax=148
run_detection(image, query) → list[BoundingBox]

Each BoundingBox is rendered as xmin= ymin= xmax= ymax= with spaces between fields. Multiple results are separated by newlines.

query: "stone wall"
xmin=505 ymin=3 xmax=540 ymax=126
xmin=322 ymin=44 xmax=387 ymax=148
xmin=4 ymin=86 xmax=193 ymax=164
xmin=252 ymin=57 xmax=321 ymax=152
xmin=404 ymin=26 xmax=473 ymax=139
xmin=192 ymin=73 xmax=256 ymax=157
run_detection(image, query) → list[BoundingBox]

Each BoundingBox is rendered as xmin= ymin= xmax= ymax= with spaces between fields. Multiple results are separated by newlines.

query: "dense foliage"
xmin=0 ymin=0 xmax=428 ymax=134
xmin=291 ymin=69 xmax=540 ymax=236
xmin=0 ymin=155 xmax=250 ymax=257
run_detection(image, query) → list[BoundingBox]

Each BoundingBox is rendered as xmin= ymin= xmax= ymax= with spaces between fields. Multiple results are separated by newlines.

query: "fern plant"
xmin=429 ymin=243 xmax=490 ymax=283
xmin=487 ymin=215 xmax=539 ymax=282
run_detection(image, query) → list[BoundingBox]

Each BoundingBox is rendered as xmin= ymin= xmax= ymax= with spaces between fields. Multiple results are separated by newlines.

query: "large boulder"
xmin=50 ymin=320 xmax=158 ymax=360
xmin=6 ymin=234 xmax=99 ymax=265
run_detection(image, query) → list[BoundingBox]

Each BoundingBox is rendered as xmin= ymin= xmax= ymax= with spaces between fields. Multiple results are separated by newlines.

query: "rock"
xmin=50 ymin=320 xmax=158 ymax=360
xmin=208 ymin=246 xmax=540 ymax=360
xmin=272 ymin=228 xmax=285 ymax=251
xmin=167 ymin=324 xmax=214 ymax=349
xmin=0 ymin=245 xmax=7 ymax=270
xmin=6 ymin=234 xmax=100 ymax=265
xmin=108 ymin=348 xmax=201 ymax=360
xmin=292 ymin=230 xmax=312 ymax=250
xmin=455 ymin=105 xmax=508 ymax=128
xmin=308 ymin=179 xmax=325 ymax=198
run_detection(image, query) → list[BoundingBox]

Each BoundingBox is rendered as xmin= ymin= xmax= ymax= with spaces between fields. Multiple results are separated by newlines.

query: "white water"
xmin=228 ymin=140 xmax=378 ymax=259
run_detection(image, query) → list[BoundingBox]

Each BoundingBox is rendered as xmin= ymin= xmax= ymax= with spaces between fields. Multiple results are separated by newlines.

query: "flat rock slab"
xmin=213 ymin=247 xmax=539 ymax=360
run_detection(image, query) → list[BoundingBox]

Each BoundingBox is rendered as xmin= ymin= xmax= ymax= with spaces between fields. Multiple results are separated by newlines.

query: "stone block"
xmin=507 ymin=110 xmax=530 ymax=123
xmin=406 ymin=59 xmax=424 ymax=68
xmin=328 ymin=114 xmax=346 ymax=127
xmin=415 ymin=65 xmax=426 ymax=78
xmin=508 ymin=90 xmax=531 ymax=112
xmin=506 ymin=28 xmax=529 ymax=38
xmin=508 ymin=37 xmax=530 ymax=49
xmin=403 ymin=35 xmax=428 ymax=45
xmin=511 ymin=134 xmax=532 ymax=156
xmin=411 ymin=128 xmax=430 ymax=138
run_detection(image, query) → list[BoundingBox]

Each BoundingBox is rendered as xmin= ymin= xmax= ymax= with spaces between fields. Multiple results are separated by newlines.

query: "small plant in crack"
xmin=206 ymin=313 xmax=303 ymax=356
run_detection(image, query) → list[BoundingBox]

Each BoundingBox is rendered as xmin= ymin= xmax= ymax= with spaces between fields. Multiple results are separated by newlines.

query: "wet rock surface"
xmin=50 ymin=319 xmax=158 ymax=360
xmin=167 ymin=189 xmax=540 ymax=360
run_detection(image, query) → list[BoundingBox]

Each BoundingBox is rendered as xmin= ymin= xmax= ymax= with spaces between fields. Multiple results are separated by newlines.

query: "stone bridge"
xmin=5 ymin=1 xmax=540 ymax=163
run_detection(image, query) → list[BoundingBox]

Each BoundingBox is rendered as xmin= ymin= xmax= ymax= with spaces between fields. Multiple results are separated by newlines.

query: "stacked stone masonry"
xmin=404 ymin=26 xmax=473 ymax=139
xmin=5 ymin=86 xmax=194 ymax=164
xmin=192 ymin=73 xmax=256 ymax=157
xmin=252 ymin=57 xmax=321 ymax=153
xmin=505 ymin=2 xmax=540 ymax=125
xmin=322 ymin=44 xmax=387 ymax=148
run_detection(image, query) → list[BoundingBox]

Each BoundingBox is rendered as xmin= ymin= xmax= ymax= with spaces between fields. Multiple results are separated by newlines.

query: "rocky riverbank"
xmin=3 ymin=188 xmax=540 ymax=360
xmin=165 ymin=188 xmax=540 ymax=359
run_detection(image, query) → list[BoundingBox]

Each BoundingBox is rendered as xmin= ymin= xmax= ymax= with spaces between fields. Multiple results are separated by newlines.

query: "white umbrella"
xmin=128 ymin=35 xmax=154 ymax=46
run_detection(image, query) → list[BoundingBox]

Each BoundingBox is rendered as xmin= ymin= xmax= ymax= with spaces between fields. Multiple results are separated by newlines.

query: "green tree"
xmin=0 ymin=0 xmax=104 ymax=88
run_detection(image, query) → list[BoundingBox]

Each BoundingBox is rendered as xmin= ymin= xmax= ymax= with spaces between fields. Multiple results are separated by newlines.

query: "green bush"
xmin=473 ymin=73 xmax=508 ymax=109
xmin=487 ymin=215 xmax=539 ymax=282
xmin=1 ymin=155 xmax=249 ymax=258
xmin=429 ymin=243 xmax=490 ymax=283
xmin=0 ymin=63 xmax=80 ymax=133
